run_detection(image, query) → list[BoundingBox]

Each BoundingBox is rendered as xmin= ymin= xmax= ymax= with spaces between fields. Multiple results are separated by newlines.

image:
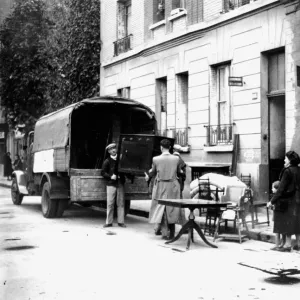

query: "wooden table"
xmin=157 ymin=199 xmax=230 ymax=250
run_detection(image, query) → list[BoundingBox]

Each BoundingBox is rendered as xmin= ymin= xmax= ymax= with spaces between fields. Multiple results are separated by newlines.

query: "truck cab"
xmin=11 ymin=96 xmax=168 ymax=218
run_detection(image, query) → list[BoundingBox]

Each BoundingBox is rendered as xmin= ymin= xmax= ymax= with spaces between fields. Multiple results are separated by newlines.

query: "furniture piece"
xmin=196 ymin=178 xmax=225 ymax=235
xmin=117 ymin=134 xmax=175 ymax=176
xmin=239 ymin=173 xmax=270 ymax=229
xmin=157 ymin=198 xmax=230 ymax=250
xmin=213 ymin=193 xmax=250 ymax=244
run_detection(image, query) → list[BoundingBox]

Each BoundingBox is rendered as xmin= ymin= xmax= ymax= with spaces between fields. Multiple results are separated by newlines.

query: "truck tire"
xmin=41 ymin=182 xmax=58 ymax=218
xmin=56 ymin=200 xmax=69 ymax=218
xmin=11 ymin=178 xmax=24 ymax=205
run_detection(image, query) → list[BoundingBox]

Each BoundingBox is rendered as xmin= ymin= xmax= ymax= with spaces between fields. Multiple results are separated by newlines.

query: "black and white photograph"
xmin=1 ymin=0 xmax=300 ymax=299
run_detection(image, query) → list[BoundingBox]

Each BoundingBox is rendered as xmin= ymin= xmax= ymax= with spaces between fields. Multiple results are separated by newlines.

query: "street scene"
xmin=1 ymin=0 xmax=300 ymax=299
xmin=1 ymin=183 xmax=300 ymax=300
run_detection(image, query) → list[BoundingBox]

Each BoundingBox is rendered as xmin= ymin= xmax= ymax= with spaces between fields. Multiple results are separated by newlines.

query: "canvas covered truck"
xmin=11 ymin=96 xmax=173 ymax=218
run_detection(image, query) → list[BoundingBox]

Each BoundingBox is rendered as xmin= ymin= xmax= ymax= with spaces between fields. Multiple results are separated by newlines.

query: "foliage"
xmin=0 ymin=0 xmax=101 ymax=130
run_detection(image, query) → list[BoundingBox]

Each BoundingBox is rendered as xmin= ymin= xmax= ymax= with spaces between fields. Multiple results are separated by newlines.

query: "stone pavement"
xmin=0 ymin=176 xmax=282 ymax=246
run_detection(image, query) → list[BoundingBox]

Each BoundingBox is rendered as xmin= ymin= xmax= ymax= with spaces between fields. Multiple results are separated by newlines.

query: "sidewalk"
xmin=131 ymin=200 xmax=277 ymax=245
xmin=0 ymin=176 xmax=277 ymax=245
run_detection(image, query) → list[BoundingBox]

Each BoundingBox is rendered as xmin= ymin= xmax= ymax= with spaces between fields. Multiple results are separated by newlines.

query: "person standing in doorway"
xmin=101 ymin=143 xmax=126 ymax=228
xmin=145 ymin=139 xmax=182 ymax=240
xmin=3 ymin=152 xmax=13 ymax=180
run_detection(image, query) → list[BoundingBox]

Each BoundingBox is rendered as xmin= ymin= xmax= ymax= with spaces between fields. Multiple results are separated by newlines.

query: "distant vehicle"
xmin=11 ymin=96 xmax=173 ymax=218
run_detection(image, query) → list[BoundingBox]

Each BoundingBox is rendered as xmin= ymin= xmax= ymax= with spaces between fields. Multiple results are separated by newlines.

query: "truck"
xmin=11 ymin=96 xmax=173 ymax=218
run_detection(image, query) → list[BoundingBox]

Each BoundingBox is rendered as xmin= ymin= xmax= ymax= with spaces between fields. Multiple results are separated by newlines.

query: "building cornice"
xmin=103 ymin=0 xmax=281 ymax=69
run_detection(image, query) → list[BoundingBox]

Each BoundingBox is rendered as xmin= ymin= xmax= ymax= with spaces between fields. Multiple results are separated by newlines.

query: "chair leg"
xmin=213 ymin=217 xmax=220 ymax=242
xmin=254 ymin=206 xmax=259 ymax=223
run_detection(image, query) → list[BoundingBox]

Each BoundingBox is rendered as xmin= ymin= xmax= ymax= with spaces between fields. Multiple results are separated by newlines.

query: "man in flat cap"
xmin=101 ymin=143 xmax=126 ymax=228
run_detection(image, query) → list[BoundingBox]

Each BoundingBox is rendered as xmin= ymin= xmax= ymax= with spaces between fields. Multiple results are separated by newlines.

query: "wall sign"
xmin=228 ymin=76 xmax=243 ymax=86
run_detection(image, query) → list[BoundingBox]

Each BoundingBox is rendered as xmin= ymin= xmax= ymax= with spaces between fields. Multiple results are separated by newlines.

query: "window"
xmin=175 ymin=72 xmax=189 ymax=146
xmin=186 ymin=0 xmax=203 ymax=25
xmin=172 ymin=0 xmax=186 ymax=9
xmin=117 ymin=87 xmax=131 ymax=98
xmin=117 ymin=0 xmax=132 ymax=39
xmin=156 ymin=78 xmax=167 ymax=135
xmin=114 ymin=0 xmax=132 ymax=56
xmin=153 ymin=0 xmax=165 ymax=23
xmin=268 ymin=52 xmax=285 ymax=94
xmin=208 ymin=64 xmax=233 ymax=145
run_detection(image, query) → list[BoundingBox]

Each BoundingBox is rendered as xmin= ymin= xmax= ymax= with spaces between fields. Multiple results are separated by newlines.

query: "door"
xmin=269 ymin=95 xmax=285 ymax=188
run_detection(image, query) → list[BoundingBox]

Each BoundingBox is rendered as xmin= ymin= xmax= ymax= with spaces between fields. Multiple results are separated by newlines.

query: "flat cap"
xmin=106 ymin=143 xmax=117 ymax=151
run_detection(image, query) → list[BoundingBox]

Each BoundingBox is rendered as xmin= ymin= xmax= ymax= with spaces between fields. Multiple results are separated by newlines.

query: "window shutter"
xmin=186 ymin=0 xmax=203 ymax=25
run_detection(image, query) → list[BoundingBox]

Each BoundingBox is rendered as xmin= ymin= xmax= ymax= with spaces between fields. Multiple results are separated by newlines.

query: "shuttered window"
xmin=186 ymin=0 xmax=203 ymax=25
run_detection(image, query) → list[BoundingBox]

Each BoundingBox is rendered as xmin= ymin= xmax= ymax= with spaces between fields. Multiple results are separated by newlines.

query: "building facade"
xmin=100 ymin=0 xmax=300 ymax=200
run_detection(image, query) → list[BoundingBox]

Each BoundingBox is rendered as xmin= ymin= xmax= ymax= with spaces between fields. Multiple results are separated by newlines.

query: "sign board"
xmin=228 ymin=76 xmax=243 ymax=86
xmin=0 ymin=132 xmax=4 ymax=139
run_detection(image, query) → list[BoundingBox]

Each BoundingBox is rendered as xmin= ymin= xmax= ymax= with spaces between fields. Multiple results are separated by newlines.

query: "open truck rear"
xmin=11 ymin=96 xmax=172 ymax=218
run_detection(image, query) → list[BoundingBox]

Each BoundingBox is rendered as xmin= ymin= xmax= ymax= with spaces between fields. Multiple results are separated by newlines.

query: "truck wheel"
xmin=56 ymin=200 xmax=69 ymax=218
xmin=41 ymin=182 xmax=58 ymax=218
xmin=11 ymin=178 xmax=24 ymax=205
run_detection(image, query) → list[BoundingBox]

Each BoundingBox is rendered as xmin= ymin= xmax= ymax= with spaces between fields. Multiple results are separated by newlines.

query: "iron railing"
xmin=223 ymin=0 xmax=255 ymax=13
xmin=158 ymin=127 xmax=189 ymax=146
xmin=204 ymin=124 xmax=234 ymax=146
xmin=113 ymin=34 xmax=132 ymax=56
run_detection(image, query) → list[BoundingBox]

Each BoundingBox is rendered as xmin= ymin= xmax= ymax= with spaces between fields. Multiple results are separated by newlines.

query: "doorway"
xmin=268 ymin=95 xmax=285 ymax=189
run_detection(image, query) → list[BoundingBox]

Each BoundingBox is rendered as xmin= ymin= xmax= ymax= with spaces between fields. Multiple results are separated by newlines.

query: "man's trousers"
xmin=106 ymin=184 xmax=125 ymax=225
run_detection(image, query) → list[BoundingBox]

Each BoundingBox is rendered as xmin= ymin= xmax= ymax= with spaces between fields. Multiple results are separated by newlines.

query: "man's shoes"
xmin=277 ymin=247 xmax=291 ymax=252
xmin=293 ymin=245 xmax=300 ymax=251
xmin=103 ymin=224 xmax=113 ymax=228
xmin=118 ymin=223 xmax=127 ymax=228
xmin=154 ymin=230 xmax=162 ymax=236
xmin=270 ymin=246 xmax=281 ymax=251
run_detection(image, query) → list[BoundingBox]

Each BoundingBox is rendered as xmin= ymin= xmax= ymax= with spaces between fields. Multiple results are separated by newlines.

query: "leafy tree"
xmin=0 ymin=0 xmax=101 ymax=130
xmin=0 ymin=0 xmax=54 ymax=129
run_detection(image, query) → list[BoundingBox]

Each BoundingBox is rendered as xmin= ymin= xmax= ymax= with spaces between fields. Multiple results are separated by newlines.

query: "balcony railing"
xmin=158 ymin=127 xmax=189 ymax=146
xmin=204 ymin=124 xmax=234 ymax=146
xmin=113 ymin=34 xmax=133 ymax=56
xmin=223 ymin=0 xmax=255 ymax=13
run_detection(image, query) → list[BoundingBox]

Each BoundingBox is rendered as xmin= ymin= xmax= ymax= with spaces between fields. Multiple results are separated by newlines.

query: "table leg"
xmin=193 ymin=222 xmax=218 ymax=248
xmin=166 ymin=207 xmax=218 ymax=249
xmin=165 ymin=220 xmax=191 ymax=245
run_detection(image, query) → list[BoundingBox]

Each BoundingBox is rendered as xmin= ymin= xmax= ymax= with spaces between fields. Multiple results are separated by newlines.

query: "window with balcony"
xmin=206 ymin=64 xmax=234 ymax=147
xmin=114 ymin=0 xmax=132 ymax=56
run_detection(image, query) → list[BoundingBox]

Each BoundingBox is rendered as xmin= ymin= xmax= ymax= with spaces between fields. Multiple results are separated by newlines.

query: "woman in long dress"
xmin=270 ymin=150 xmax=300 ymax=252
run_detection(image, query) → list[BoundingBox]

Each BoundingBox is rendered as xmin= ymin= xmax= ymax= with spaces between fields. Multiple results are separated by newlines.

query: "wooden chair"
xmin=240 ymin=173 xmax=270 ymax=229
xmin=197 ymin=178 xmax=225 ymax=236
xmin=214 ymin=192 xmax=250 ymax=243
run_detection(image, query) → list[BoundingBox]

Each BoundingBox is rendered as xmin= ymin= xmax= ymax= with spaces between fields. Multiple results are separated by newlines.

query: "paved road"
xmin=0 ymin=187 xmax=300 ymax=300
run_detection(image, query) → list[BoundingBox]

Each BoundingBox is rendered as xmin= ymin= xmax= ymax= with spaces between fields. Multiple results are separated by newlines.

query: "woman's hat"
xmin=286 ymin=150 xmax=300 ymax=165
